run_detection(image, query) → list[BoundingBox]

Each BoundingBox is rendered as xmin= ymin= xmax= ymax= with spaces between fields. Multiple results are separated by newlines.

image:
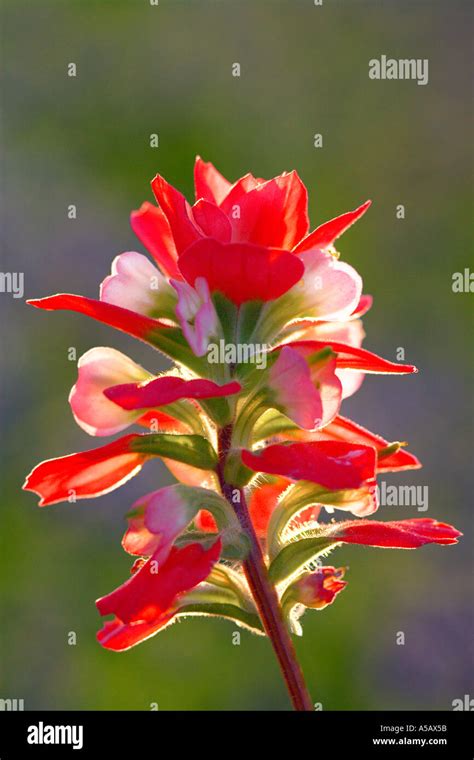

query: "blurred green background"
xmin=1 ymin=0 xmax=472 ymax=710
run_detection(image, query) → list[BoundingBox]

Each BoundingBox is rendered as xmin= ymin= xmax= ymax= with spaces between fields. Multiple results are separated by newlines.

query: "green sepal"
xmin=157 ymin=400 xmax=207 ymax=435
xmin=176 ymin=602 xmax=265 ymax=635
xmin=176 ymin=573 xmax=265 ymax=634
xmin=268 ymin=535 xmax=339 ymax=585
xmin=174 ymin=529 xmax=250 ymax=561
xmin=377 ymin=441 xmax=404 ymax=460
xmin=252 ymin=408 xmax=299 ymax=442
xmin=150 ymin=326 xmax=210 ymax=375
xmin=130 ymin=433 xmax=217 ymax=470
xmin=212 ymin=292 xmax=238 ymax=345
xmin=235 ymin=300 xmax=264 ymax=344
xmin=206 ymin=564 xmax=254 ymax=609
xmin=267 ymin=481 xmax=373 ymax=560
xmin=223 ymin=449 xmax=254 ymax=487
xmin=199 ymin=396 xmax=235 ymax=427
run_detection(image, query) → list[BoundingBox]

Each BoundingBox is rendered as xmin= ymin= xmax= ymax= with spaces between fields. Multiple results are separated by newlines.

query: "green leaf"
xmin=199 ymin=396 xmax=235 ymax=427
xmin=268 ymin=536 xmax=339 ymax=585
xmin=267 ymin=481 xmax=373 ymax=560
xmin=212 ymin=293 xmax=238 ymax=344
xmin=235 ymin=300 xmax=264 ymax=344
xmin=130 ymin=433 xmax=217 ymax=470
xmin=177 ymin=603 xmax=265 ymax=635
xmin=252 ymin=408 xmax=300 ymax=442
xmin=177 ymin=580 xmax=264 ymax=634
xmin=151 ymin=326 xmax=209 ymax=374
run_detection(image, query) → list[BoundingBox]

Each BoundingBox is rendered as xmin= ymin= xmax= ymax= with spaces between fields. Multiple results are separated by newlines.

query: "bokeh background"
xmin=1 ymin=0 xmax=472 ymax=710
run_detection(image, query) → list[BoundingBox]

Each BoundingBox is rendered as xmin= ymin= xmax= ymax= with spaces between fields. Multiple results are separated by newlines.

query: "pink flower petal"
xmin=69 ymin=347 xmax=150 ymax=436
xmin=100 ymin=251 xmax=168 ymax=316
xmin=290 ymin=248 xmax=363 ymax=321
xmin=268 ymin=346 xmax=341 ymax=430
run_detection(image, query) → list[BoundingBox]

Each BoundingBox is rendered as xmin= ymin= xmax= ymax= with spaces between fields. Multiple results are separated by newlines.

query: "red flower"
xmin=272 ymin=414 xmax=421 ymax=473
xmin=290 ymin=567 xmax=347 ymax=610
xmin=23 ymin=435 xmax=149 ymax=506
xmin=144 ymin=157 xmax=370 ymax=258
xmin=242 ymin=441 xmax=377 ymax=491
xmin=97 ymin=540 xmax=221 ymax=651
xmin=23 ymin=432 xmax=217 ymax=506
xmin=24 ymin=157 xmax=461 ymax=703
xmin=325 ymin=518 xmax=462 ymax=548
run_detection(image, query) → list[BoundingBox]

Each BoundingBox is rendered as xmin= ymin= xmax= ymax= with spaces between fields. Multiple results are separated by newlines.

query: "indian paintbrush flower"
xmin=23 ymin=158 xmax=462 ymax=710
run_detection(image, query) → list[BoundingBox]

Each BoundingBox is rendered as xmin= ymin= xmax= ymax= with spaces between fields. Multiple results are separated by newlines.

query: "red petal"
xmin=195 ymin=510 xmax=219 ymax=532
xmin=96 ymin=540 xmax=221 ymax=650
xmin=178 ymin=239 xmax=304 ymax=306
xmin=294 ymin=200 xmax=371 ymax=253
xmin=96 ymin=614 xmax=175 ymax=651
xmin=27 ymin=294 xmax=170 ymax=345
xmin=219 ymin=173 xmax=263 ymax=213
xmin=151 ymin=174 xmax=202 ymax=254
xmin=105 ymin=377 xmax=241 ymax=410
xmin=136 ymin=409 xmax=190 ymax=433
xmin=248 ymin=478 xmax=291 ymax=537
xmin=222 ymin=172 xmax=309 ymax=249
xmin=283 ymin=340 xmax=417 ymax=374
xmin=23 ymin=434 xmax=147 ymax=506
xmin=192 ymin=199 xmax=232 ymax=242
xmin=194 ymin=157 xmax=232 ymax=204
xmin=332 ymin=518 xmax=462 ymax=548
xmin=130 ymin=202 xmax=180 ymax=279
xmin=322 ymin=415 xmax=421 ymax=472
xmin=242 ymin=441 xmax=377 ymax=491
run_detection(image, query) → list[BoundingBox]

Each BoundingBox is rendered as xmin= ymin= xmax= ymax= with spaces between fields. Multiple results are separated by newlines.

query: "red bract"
xmin=24 ymin=158 xmax=460 ymax=711
xmin=97 ymin=540 xmax=221 ymax=651
xmin=28 ymin=294 xmax=170 ymax=346
xmin=242 ymin=441 xmax=377 ymax=491
xmin=23 ymin=435 xmax=149 ymax=506
xmin=279 ymin=340 xmax=418 ymax=374
xmin=130 ymin=202 xmax=180 ymax=279
xmin=293 ymin=201 xmax=371 ymax=252
xmin=104 ymin=377 xmax=241 ymax=411
xmin=178 ymin=239 xmax=304 ymax=305
xmin=273 ymin=415 xmax=421 ymax=473
xmin=328 ymin=518 xmax=462 ymax=548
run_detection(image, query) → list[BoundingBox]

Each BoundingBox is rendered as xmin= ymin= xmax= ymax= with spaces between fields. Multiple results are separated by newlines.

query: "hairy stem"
xmin=217 ymin=426 xmax=313 ymax=711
